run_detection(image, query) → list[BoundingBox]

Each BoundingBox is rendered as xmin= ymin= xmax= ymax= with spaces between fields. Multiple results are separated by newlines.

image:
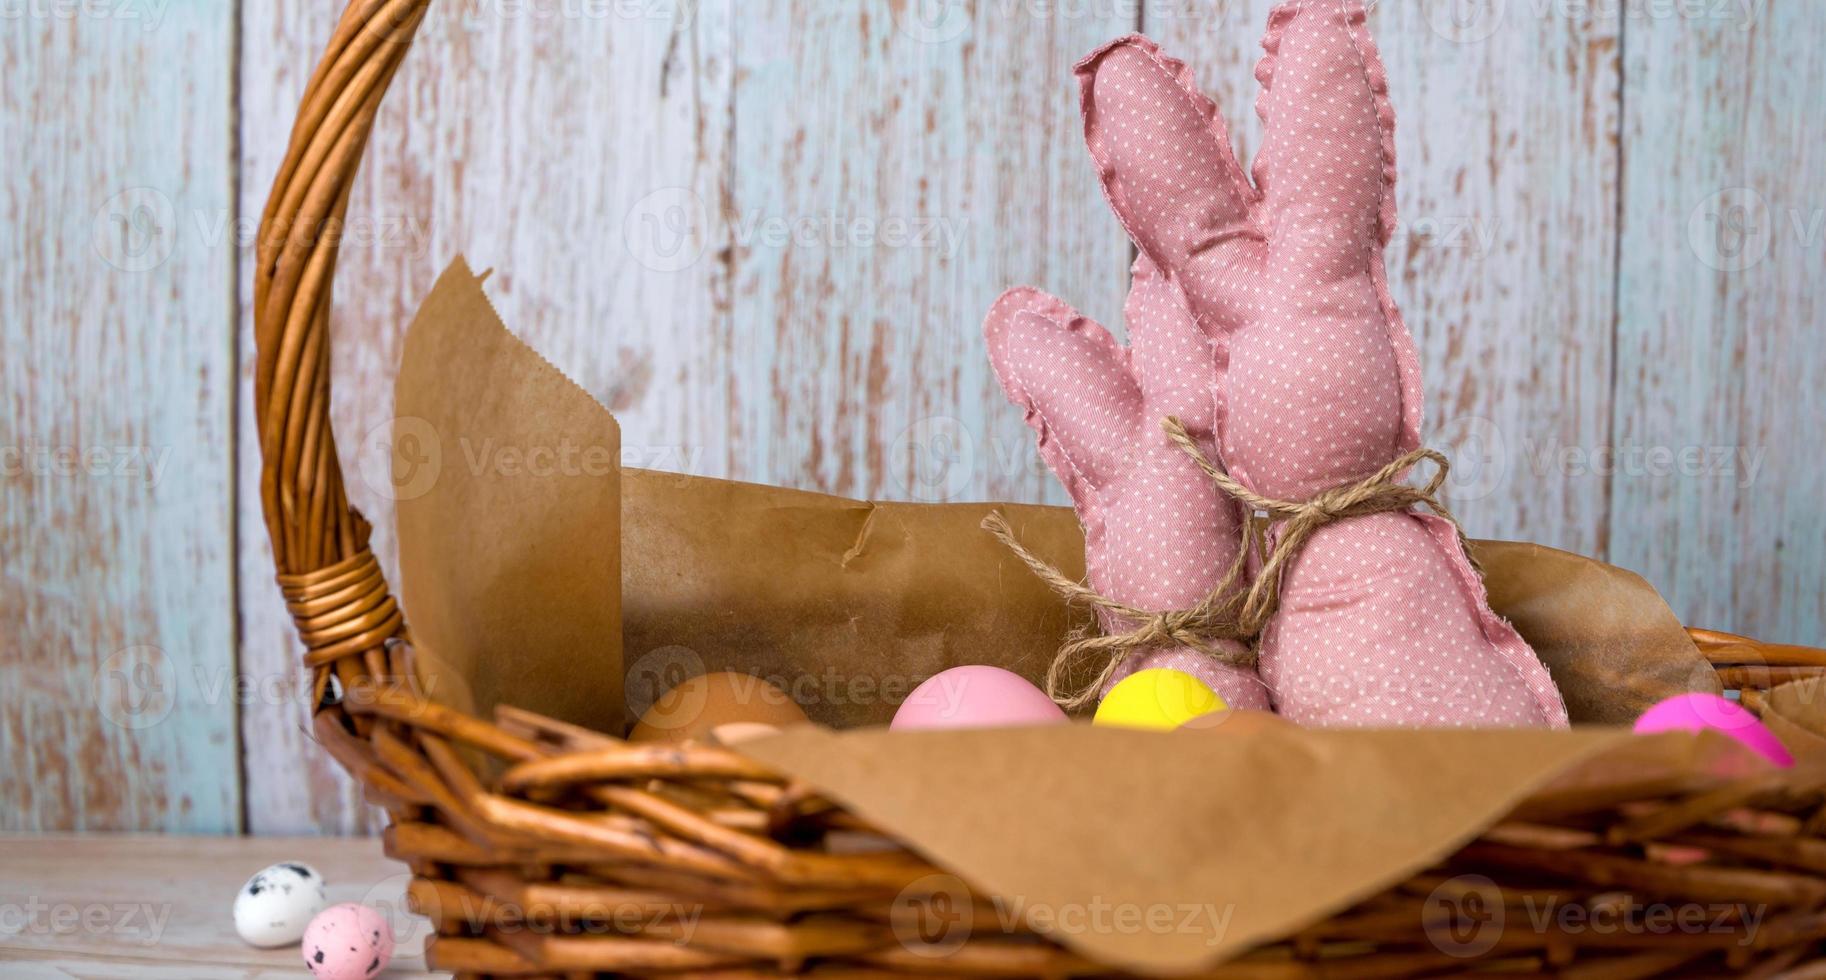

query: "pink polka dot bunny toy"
xmin=984 ymin=207 xmax=1271 ymax=715
xmin=989 ymin=0 xmax=1570 ymax=729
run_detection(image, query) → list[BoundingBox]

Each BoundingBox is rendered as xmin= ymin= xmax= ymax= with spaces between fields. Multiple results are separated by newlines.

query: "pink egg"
xmin=892 ymin=666 xmax=1067 ymax=730
xmin=1634 ymin=693 xmax=1794 ymax=768
xmin=302 ymin=903 xmax=394 ymax=980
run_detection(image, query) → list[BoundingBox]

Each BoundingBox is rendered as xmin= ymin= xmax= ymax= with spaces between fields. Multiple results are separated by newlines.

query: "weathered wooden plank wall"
xmin=1612 ymin=1 xmax=1826 ymax=650
xmin=729 ymin=5 xmax=1134 ymax=505
xmin=2 ymin=1 xmax=1820 ymax=832
xmin=0 ymin=3 xmax=240 ymax=831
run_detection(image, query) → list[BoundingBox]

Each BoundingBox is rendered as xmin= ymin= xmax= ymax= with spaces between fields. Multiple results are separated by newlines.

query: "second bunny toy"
xmin=989 ymin=0 xmax=1570 ymax=730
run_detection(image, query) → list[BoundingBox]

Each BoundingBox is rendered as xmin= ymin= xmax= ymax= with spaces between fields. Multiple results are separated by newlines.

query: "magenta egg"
xmin=302 ymin=903 xmax=394 ymax=980
xmin=891 ymin=666 xmax=1068 ymax=730
xmin=1633 ymin=693 xmax=1794 ymax=768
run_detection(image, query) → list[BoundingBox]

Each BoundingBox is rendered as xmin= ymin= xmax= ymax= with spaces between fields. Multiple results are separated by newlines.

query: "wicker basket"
xmin=254 ymin=2 xmax=1826 ymax=976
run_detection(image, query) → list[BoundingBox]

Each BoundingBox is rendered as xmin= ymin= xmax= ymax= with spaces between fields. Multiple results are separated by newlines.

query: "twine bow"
xmin=984 ymin=416 xmax=1478 ymax=709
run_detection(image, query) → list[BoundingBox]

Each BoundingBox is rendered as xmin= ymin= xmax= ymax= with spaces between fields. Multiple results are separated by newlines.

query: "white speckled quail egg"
xmin=233 ymin=862 xmax=327 ymax=947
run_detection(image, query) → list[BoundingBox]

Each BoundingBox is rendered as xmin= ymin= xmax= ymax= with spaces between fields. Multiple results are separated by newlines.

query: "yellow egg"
xmin=1093 ymin=669 xmax=1227 ymax=731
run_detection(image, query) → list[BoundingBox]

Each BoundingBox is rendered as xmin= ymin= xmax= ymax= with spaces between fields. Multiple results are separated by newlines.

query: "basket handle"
xmin=253 ymin=0 xmax=432 ymax=701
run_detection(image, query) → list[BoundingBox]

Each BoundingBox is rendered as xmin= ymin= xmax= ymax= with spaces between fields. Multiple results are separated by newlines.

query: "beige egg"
xmin=708 ymin=722 xmax=783 ymax=746
xmin=629 ymin=672 xmax=808 ymax=744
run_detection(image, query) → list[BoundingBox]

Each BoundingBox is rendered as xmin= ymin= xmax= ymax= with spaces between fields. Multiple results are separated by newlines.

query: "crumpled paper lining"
xmin=736 ymin=724 xmax=1801 ymax=973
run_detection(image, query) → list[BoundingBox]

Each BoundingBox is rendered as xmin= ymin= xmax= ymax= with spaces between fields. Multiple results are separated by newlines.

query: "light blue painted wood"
xmin=726 ymin=0 xmax=1134 ymax=506
xmin=1613 ymin=4 xmax=1826 ymax=645
xmin=0 ymin=1 xmax=240 ymax=831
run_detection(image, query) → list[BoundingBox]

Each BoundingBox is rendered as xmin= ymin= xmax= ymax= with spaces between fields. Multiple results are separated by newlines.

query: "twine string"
xmin=983 ymin=416 xmax=1476 ymax=709
xmin=981 ymin=510 xmax=1255 ymax=710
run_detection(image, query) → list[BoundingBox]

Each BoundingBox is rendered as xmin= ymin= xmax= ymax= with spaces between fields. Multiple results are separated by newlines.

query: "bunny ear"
xmin=984 ymin=288 xmax=1140 ymax=503
xmin=1076 ymin=36 xmax=1260 ymax=326
xmin=1253 ymin=0 xmax=1399 ymax=277
xmin=1123 ymin=254 xmax=1214 ymax=401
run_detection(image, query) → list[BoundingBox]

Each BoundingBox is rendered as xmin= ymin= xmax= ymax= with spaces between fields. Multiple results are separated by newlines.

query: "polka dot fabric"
xmin=996 ymin=0 xmax=1569 ymax=728
xmin=985 ymin=259 xmax=1272 ymax=712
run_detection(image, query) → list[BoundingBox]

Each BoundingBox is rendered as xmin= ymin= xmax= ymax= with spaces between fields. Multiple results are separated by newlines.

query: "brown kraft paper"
xmin=393 ymin=256 xmax=1719 ymax=731
xmin=735 ymin=725 xmax=1807 ymax=974
xmin=393 ymin=257 xmax=623 ymax=736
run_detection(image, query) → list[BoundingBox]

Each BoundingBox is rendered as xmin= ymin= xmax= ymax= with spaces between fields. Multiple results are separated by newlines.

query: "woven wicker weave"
xmin=253 ymin=2 xmax=1826 ymax=976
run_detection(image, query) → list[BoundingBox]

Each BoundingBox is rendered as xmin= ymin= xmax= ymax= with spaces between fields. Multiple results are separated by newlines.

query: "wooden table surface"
xmin=0 ymin=835 xmax=438 ymax=978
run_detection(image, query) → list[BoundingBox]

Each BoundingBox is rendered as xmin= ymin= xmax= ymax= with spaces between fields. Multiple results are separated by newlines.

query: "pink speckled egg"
xmin=1634 ymin=693 xmax=1794 ymax=768
xmin=891 ymin=666 xmax=1067 ymax=730
xmin=301 ymin=903 xmax=393 ymax=980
